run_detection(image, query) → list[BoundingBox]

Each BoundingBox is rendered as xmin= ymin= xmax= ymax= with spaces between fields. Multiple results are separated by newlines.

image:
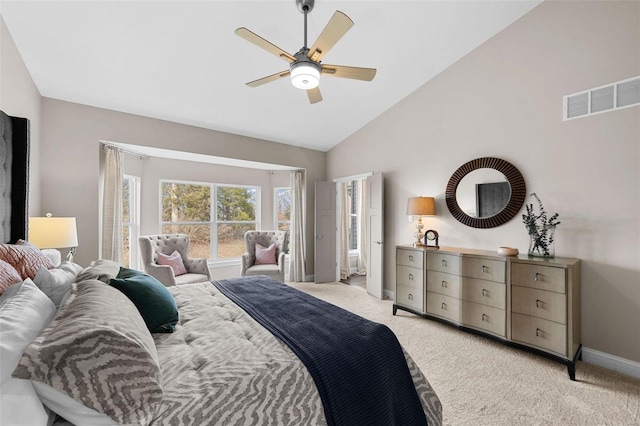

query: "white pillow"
xmin=33 ymin=261 xmax=83 ymax=308
xmin=0 ymin=279 xmax=56 ymax=426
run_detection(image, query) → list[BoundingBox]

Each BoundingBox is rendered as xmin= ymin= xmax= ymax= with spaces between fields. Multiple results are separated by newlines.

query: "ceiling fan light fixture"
xmin=290 ymin=61 xmax=320 ymax=90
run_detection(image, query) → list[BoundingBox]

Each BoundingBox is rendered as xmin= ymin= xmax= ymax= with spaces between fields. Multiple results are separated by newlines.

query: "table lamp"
xmin=29 ymin=213 xmax=78 ymax=262
xmin=406 ymin=197 xmax=435 ymax=246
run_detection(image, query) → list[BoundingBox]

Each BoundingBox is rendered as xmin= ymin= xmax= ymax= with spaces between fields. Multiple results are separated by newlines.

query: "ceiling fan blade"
xmin=307 ymin=11 xmax=354 ymax=62
xmin=235 ymin=27 xmax=296 ymax=63
xmin=246 ymin=70 xmax=291 ymax=88
xmin=321 ymin=64 xmax=377 ymax=81
xmin=307 ymin=87 xmax=322 ymax=104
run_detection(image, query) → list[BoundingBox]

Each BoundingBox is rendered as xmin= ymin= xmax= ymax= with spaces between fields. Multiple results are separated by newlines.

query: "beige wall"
xmin=0 ymin=17 xmax=41 ymax=215
xmin=327 ymin=1 xmax=640 ymax=363
xmin=40 ymin=98 xmax=325 ymax=275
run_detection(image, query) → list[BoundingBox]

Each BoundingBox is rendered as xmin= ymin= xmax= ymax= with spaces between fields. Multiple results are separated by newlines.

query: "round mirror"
xmin=445 ymin=157 xmax=525 ymax=229
xmin=456 ymin=168 xmax=510 ymax=218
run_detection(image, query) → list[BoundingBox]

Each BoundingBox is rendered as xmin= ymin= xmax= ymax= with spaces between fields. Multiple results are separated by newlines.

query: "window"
xmin=160 ymin=180 xmax=258 ymax=261
xmin=122 ymin=175 xmax=139 ymax=268
xmin=347 ymin=181 xmax=357 ymax=251
xmin=274 ymin=187 xmax=291 ymax=231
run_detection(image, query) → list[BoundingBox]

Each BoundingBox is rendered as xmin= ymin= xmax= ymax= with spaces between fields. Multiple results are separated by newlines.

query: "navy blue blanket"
xmin=212 ymin=276 xmax=427 ymax=426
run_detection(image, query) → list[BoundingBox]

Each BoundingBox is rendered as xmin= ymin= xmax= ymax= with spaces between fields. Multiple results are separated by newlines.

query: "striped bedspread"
xmin=150 ymin=281 xmax=442 ymax=425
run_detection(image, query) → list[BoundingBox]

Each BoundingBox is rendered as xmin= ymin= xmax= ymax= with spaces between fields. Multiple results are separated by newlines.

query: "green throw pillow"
xmin=109 ymin=267 xmax=179 ymax=333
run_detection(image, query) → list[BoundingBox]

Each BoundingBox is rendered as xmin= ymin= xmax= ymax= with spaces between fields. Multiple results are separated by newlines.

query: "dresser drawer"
xmin=512 ymin=286 xmax=566 ymax=324
xmin=396 ymin=265 xmax=423 ymax=289
xmin=426 ymin=252 xmax=461 ymax=274
xmin=511 ymin=263 xmax=566 ymax=294
xmin=461 ymin=301 xmax=506 ymax=337
xmin=461 ymin=277 xmax=506 ymax=310
xmin=426 ymin=270 xmax=461 ymax=299
xmin=426 ymin=292 xmax=460 ymax=323
xmin=462 ymin=257 xmax=505 ymax=283
xmin=397 ymin=248 xmax=424 ymax=269
xmin=512 ymin=313 xmax=567 ymax=357
xmin=396 ymin=285 xmax=424 ymax=312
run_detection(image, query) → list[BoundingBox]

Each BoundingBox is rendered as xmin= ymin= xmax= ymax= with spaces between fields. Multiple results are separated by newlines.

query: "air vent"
xmin=563 ymin=76 xmax=640 ymax=121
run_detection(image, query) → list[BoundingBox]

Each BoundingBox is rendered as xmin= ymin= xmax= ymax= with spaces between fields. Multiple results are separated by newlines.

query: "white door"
xmin=366 ymin=173 xmax=384 ymax=299
xmin=315 ymin=181 xmax=336 ymax=283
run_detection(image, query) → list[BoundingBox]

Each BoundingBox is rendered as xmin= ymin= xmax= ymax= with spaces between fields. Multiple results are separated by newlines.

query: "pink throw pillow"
xmin=255 ymin=243 xmax=277 ymax=265
xmin=156 ymin=250 xmax=187 ymax=276
xmin=0 ymin=259 xmax=23 ymax=294
xmin=0 ymin=243 xmax=54 ymax=280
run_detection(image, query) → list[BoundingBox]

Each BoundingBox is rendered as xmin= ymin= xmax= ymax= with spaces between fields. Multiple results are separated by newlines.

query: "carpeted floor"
xmin=288 ymin=281 xmax=640 ymax=426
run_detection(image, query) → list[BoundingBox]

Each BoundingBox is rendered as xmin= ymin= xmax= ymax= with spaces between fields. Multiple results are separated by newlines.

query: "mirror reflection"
xmin=456 ymin=168 xmax=510 ymax=218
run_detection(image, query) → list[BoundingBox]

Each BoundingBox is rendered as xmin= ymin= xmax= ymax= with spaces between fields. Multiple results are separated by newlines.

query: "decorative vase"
xmin=528 ymin=225 xmax=556 ymax=258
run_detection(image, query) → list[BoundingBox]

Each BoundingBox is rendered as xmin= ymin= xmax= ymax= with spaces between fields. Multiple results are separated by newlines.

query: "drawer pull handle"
xmin=536 ymin=299 xmax=543 ymax=308
xmin=482 ymin=313 xmax=488 ymax=322
xmin=535 ymin=272 xmax=541 ymax=281
xmin=441 ymin=259 xmax=447 ymax=267
xmin=441 ymin=280 xmax=447 ymax=288
xmin=408 ymin=273 xmax=414 ymax=281
xmin=408 ymin=293 xmax=413 ymax=301
xmin=409 ymin=255 xmax=413 ymax=262
xmin=441 ymin=302 xmax=447 ymax=310
xmin=536 ymin=328 xmax=543 ymax=337
xmin=482 ymin=265 xmax=488 ymax=273
xmin=482 ymin=289 xmax=488 ymax=297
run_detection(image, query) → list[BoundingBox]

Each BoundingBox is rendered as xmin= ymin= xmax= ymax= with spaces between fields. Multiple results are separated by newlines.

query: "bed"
xmin=0 ymin=110 xmax=442 ymax=425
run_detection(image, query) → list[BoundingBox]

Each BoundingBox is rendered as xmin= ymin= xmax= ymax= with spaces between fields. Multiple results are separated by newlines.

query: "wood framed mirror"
xmin=445 ymin=157 xmax=526 ymax=229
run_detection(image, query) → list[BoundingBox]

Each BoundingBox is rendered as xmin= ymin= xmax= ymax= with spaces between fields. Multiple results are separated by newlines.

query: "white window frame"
xmin=159 ymin=179 xmax=261 ymax=261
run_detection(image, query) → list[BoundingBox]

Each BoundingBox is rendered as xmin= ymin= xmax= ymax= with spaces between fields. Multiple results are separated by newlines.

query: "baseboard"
xmin=383 ymin=289 xmax=394 ymax=301
xmin=582 ymin=347 xmax=640 ymax=379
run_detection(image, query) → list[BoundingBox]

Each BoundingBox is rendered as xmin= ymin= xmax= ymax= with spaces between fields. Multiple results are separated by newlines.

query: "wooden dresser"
xmin=394 ymin=245 xmax=581 ymax=380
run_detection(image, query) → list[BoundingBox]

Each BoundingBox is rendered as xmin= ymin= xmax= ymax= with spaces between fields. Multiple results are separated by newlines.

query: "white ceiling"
xmin=2 ymin=1 xmax=541 ymax=152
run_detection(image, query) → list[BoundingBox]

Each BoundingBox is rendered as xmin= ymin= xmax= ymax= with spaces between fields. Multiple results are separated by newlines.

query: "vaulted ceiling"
xmin=2 ymin=1 xmax=541 ymax=151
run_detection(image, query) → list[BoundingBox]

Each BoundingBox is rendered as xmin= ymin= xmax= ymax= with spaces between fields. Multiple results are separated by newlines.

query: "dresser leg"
xmin=568 ymin=362 xmax=576 ymax=381
xmin=393 ymin=304 xmax=398 ymax=315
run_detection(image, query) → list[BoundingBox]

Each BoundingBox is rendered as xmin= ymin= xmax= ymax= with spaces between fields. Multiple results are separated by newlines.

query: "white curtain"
xmin=101 ymin=146 xmax=124 ymax=263
xmin=339 ymin=182 xmax=350 ymax=280
xmin=289 ymin=170 xmax=306 ymax=282
xmin=357 ymin=178 xmax=367 ymax=275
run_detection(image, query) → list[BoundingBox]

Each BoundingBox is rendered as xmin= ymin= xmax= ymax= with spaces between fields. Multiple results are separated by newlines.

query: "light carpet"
xmin=288 ymin=281 xmax=640 ymax=426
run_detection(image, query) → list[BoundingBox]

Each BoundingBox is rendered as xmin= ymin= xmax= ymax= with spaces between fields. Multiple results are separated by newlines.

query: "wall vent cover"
xmin=563 ymin=76 xmax=640 ymax=121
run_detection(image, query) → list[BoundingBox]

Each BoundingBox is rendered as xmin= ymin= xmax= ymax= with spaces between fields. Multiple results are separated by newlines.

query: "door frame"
xmin=333 ymin=172 xmax=373 ymax=283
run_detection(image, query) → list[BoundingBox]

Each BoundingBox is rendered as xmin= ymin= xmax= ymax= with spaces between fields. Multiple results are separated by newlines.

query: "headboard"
xmin=0 ymin=110 xmax=30 ymax=243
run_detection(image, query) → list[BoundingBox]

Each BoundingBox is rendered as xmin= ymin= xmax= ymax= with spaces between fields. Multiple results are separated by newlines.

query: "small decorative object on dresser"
xmin=497 ymin=246 xmax=518 ymax=256
xmin=522 ymin=193 xmax=561 ymax=258
xmin=424 ymin=229 xmax=439 ymax=249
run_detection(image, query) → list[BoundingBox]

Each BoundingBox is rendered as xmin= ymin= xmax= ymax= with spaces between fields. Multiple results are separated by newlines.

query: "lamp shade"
xmin=28 ymin=217 xmax=78 ymax=249
xmin=406 ymin=197 xmax=436 ymax=216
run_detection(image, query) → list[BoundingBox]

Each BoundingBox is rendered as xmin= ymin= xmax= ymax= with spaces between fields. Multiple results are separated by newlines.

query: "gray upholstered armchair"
xmin=138 ymin=234 xmax=211 ymax=286
xmin=240 ymin=230 xmax=288 ymax=282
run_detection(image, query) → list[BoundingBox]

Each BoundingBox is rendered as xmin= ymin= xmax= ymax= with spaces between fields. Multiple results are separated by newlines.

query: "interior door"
xmin=314 ymin=181 xmax=336 ymax=283
xmin=366 ymin=173 xmax=384 ymax=299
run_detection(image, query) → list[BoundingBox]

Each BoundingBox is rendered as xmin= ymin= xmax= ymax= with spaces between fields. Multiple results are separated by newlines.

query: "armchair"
xmin=138 ymin=234 xmax=211 ymax=286
xmin=241 ymin=231 xmax=288 ymax=282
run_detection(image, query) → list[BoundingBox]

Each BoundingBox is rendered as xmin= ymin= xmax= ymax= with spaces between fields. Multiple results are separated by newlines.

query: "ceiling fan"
xmin=235 ymin=0 xmax=376 ymax=104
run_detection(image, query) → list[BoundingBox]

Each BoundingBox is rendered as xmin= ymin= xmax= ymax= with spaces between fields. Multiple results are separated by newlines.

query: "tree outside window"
xmin=160 ymin=181 xmax=258 ymax=260
xmin=123 ymin=175 xmax=139 ymax=268
xmin=275 ymin=187 xmax=291 ymax=232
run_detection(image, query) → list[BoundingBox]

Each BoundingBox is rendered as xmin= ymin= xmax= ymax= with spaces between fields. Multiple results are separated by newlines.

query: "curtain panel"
xmin=101 ymin=146 xmax=124 ymax=263
xmin=289 ymin=170 xmax=306 ymax=282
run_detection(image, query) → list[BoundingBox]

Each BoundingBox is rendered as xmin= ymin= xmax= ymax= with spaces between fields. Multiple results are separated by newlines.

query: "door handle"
xmin=316 ymin=235 xmax=323 ymax=239
xmin=376 ymin=241 xmax=383 ymax=245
